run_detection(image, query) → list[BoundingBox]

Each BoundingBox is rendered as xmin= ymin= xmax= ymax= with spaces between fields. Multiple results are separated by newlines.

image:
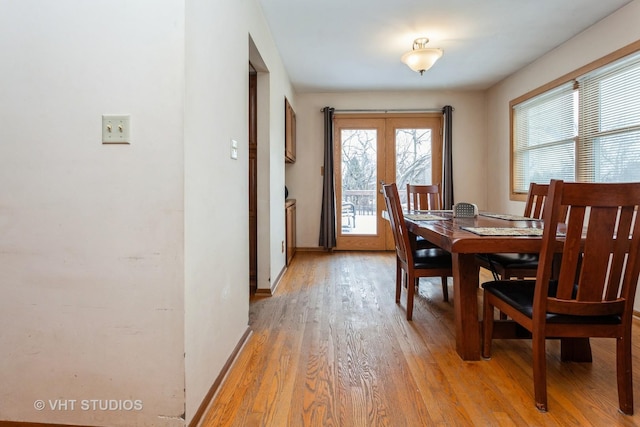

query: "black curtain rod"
xmin=320 ymin=107 xmax=452 ymax=113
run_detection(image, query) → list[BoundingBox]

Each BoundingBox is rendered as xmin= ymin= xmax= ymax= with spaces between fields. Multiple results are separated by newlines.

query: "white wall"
xmin=485 ymin=0 xmax=640 ymax=308
xmin=0 ymin=0 xmax=294 ymax=425
xmin=290 ymin=91 xmax=487 ymax=248
xmin=0 ymin=1 xmax=186 ymax=425
xmin=184 ymin=0 xmax=294 ymax=420
xmin=184 ymin=0 xmax=250 ymax=422
xmin=249 ymin=8 xmax=296 ymax=293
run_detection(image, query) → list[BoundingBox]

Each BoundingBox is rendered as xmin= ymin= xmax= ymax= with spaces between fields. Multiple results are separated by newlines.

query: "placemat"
xmin=461 ymin=226 xmax=544 ymax=236
xmin=480 ymin=212 xmax=539 ymax=221
xmin=405 ymin=213 xmax=449 ymax=221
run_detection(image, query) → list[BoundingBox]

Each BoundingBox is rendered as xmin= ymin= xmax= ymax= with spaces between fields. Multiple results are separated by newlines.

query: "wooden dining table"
xmin=403 ymin=210 xmax=590 ymax=361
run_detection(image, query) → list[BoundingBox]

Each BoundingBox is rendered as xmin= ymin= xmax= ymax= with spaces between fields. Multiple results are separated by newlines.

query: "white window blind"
xmin=578 ymin=53 xmax=640 ymax=183
xmin=512 ymin=49 xmax=640 ymax=193
xmin=512 ymin=82 xmax=576 ymax=193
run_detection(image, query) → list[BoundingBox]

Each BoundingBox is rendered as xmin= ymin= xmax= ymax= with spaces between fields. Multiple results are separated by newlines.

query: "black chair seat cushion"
xmin=414 ymin=247 xmax=452 ymax=269
xmin=415 ymin=236 xmax=435 ymax=248
xmin=482 ymin=280 xmax=622 ymax=325
xmin=478 ymin=253 xmax=539 ymax=270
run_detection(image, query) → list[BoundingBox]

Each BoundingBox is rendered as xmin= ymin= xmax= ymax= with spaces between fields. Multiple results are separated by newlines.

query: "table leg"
xmin=561 ymin=338 xmax=593 ymax=362
xmin=453 ymin=253 xmax=481 ymax=360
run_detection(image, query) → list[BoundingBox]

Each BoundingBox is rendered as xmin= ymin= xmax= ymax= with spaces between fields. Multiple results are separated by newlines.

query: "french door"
xmin=334 ymin=114 xmax=443 ymax=250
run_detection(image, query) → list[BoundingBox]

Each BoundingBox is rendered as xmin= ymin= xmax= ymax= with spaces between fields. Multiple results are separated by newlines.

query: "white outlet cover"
xmin=102 ymin=115 xmax=130 ymax=144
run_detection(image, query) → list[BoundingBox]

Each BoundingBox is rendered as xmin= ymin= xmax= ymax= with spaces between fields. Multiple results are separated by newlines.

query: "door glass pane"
xmin=340 ymin=129 xmax=377 ymax=235
xmin=395 ymin=128 xmax=432 ymax=207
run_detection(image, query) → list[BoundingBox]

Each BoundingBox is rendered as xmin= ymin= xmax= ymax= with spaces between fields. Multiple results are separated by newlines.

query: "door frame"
xmin=334 ymin=117 xmax=387 ymax=250
xmin=333 ymin=113 xmax=443 ymax=251
xmin=248 ymin=65 xmax=258 ymax=293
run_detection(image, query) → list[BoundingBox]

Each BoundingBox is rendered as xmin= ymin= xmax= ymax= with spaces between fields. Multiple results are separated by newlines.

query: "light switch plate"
xmin=230 ymin=139 xmax=238 ymax=159
xmin=102 ymin=115 xmax=130 ymax=144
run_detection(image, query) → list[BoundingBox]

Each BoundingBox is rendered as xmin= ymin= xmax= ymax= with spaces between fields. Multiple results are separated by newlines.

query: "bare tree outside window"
xmin=341 ymin=129 xmax=377 ymax=194
xmin=340 ymin=129 xmax=378 ymax=234
xmin=395 ymin=128 xmax=432 ymax=205
xmin=339 ymin=125 xmax=436 ymax=235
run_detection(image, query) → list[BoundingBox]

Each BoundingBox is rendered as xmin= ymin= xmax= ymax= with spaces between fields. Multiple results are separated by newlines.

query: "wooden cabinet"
xmin=285 ymin=199 xmax=296 ymax=265
xmin=285 ymin=97 xmax=296 ymax=163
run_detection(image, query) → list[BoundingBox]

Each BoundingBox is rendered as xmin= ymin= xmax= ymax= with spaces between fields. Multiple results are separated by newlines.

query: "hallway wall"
xmin=0 ymin=1 xmax=186 ymax=425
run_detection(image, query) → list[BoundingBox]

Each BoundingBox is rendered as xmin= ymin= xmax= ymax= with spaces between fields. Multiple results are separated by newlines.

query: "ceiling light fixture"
xmin=401 ymin=38 xmax=443 ymax=75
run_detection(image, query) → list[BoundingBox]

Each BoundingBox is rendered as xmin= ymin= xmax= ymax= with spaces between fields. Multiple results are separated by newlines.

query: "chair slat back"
xmin=407 ymin=184 xmax=442 ymax=211
xmin=536 ymin=180 xmax=640 ymax=318
xmin=525 ymin=182 xmax=569 ymax=221
xmin=384 ymin=183 xmax=412 ymax=265
xmin=524 ymin=183 xmax=549 ymax=219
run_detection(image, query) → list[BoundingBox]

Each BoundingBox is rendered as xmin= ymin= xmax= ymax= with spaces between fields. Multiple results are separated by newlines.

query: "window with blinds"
xmin=577 ymin=54 xmax=640 ymax=182
xmin=511 ymin=49 xmax=640 ymax=194
xmin=512 ymin=83 xmax=576 ymax=194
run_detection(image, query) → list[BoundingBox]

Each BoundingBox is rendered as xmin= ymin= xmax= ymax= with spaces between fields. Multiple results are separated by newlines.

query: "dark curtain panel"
xmin=319 ymin=107 xmax=336 ymax=250
xmin=442 ymin=105 xmax=454 ymax=209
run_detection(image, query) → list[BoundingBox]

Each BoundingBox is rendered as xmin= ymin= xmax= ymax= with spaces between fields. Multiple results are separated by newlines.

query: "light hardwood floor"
xmin=201 ymin=251 xmax=640 ymax=426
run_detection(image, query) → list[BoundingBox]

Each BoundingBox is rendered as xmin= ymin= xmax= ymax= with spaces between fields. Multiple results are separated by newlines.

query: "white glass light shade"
xmin=401 ymin=48 xmax=443 ymax=75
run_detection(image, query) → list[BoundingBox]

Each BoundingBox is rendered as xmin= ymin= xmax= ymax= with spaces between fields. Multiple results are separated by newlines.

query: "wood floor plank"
xmin=200 ymin=251 xmax=640 ymax=427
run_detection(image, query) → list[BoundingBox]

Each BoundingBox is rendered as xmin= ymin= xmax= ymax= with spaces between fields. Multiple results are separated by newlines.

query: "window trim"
xmin=509 ymin=39 xmax=640 ymax=201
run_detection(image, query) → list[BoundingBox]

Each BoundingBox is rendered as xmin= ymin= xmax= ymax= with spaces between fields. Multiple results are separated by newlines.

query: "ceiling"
xmin=257 ymin=0 xmax=633 ymax=93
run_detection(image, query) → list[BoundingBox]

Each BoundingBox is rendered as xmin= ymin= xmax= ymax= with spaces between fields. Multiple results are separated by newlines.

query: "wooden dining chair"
xmin=406 ymin=183 xmax=442 ymax=211
xmin=476 ymin=182 xmax=555 ymax=280
xmin=406 ymin=183 xmax=443 ymax=250
xmin=482 ymin=179 xmax=640 ymax=414
xmin=383 ymin=183 xmax=452 ymax=320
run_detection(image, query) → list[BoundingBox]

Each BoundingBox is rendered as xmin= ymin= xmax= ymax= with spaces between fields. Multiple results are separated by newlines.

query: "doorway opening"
xmin=248 ymin=63 xmax=257 ymax=293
